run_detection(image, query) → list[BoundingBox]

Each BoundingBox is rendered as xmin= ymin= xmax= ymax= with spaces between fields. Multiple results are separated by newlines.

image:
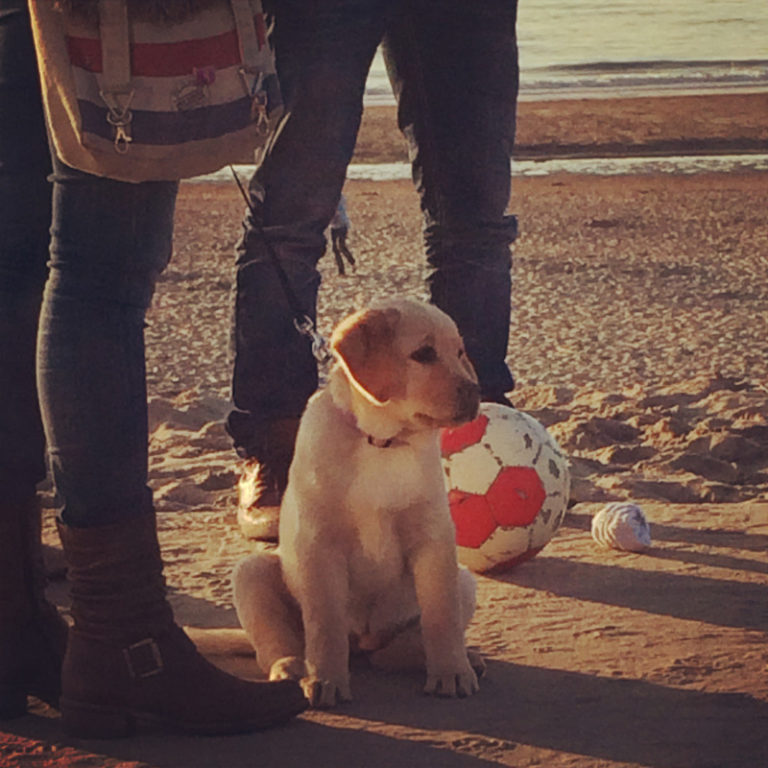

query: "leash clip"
xmin=229 ymin=167 xmax=331 ymax=367
xmin=294 ymin=315 xmax=332 ymax=366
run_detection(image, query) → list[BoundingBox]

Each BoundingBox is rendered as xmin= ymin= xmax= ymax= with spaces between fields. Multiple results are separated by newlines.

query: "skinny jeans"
xmin=0 ymin=3 xmax=177 ymax=525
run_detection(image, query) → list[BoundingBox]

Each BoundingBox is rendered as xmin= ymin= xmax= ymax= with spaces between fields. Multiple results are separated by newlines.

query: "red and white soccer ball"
xmin=441 ymin=403 xmax=570 ymax=574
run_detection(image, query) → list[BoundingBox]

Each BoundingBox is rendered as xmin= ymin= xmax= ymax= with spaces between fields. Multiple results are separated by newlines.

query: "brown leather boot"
xmin=0 ymin=492 xmax=68 ymax=718
xmin=237 ymin=418 xmax=300 ymax=541
xmin=57 ymin=513 xmax=306 ymax=738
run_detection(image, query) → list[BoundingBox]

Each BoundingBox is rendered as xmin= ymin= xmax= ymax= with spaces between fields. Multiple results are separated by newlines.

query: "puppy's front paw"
xmin=301 ymin=675 xmax=353 ymax=708
xmin=269 ymin=656 xmax=306 ymax=682
xmin=424 ymin=664 xmax=479 ymax=698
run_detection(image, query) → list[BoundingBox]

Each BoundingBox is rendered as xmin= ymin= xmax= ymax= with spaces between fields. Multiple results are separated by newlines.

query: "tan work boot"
xmin=237 ymin=418 xmax=300 ymax=541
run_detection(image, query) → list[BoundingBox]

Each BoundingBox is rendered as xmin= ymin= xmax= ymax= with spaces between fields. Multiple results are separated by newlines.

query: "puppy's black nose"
xmin=454 ymin=380 xmax=481 ymax=423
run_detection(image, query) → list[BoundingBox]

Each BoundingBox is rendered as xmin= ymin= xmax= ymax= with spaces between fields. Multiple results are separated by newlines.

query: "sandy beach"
xmin=354 ymin=92 xmax=768 ymax=162
xmin=3 ymin=92 xmax=768 ymax=767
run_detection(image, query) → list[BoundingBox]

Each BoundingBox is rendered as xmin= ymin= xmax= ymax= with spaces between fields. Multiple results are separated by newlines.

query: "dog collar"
xmin=367 ymin=435 xmax=395 ymax=448
xmin=334 ymin=402 xmax=405 ymax=448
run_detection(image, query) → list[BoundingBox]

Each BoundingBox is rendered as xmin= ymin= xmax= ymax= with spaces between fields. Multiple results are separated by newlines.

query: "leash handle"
xmin=230 ymin=166 xmax=332 ymax=366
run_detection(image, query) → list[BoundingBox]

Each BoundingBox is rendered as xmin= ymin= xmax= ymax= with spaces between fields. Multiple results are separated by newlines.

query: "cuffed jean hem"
xmin=228 ymin=228 xmax=321 ymax=457
xmin=426 ymin=215 xmax=517 ymax=396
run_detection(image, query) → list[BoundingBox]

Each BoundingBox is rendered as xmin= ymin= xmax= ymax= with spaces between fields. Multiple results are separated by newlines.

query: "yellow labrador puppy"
xmin=233 ymin=298 xmax=482 ymax=707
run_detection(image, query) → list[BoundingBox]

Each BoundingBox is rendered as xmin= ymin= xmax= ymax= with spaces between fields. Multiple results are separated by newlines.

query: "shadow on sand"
xmin=7 ymin=654 xmax=768 ymax=768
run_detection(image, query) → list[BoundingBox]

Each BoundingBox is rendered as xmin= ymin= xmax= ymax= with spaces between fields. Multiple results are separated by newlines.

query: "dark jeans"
xmin=0 ymin=3 xmax=51 ymax=495
xmin=229 ymin=0 xmax=519 ymax=458
xmin=0 ymin=5 xmax=178 ymax=525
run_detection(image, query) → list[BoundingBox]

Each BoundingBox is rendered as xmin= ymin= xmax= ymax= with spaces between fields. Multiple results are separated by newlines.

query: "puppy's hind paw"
xmin=424 ymin=667 xmax=479 ymax=698
xmin=301 ymin=675 xmax=353 ymax=708
xmin=269 ymin=656 xmax=306 ymax=682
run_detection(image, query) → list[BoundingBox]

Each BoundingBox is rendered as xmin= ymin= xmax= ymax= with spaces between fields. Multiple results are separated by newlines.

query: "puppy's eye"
xmin=410 ymin=345 xmax=438 ymax=364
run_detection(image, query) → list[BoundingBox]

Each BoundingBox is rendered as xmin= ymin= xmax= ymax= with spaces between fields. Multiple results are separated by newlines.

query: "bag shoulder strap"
xmin=231 ymin=0 xmax=263 ymax=67
xmin=98 ymin=0 xmax=134 ymax=153
xmin=231 ymin=0 xmax=270 ymax=116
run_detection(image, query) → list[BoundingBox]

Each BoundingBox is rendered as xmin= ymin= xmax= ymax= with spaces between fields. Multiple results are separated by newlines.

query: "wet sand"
xmin=354 ymin=92 xmax=768 ymax=162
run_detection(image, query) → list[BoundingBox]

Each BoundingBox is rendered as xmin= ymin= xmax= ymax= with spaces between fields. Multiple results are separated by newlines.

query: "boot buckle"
xmin=123 ymin=638 xmax=164 ymax=679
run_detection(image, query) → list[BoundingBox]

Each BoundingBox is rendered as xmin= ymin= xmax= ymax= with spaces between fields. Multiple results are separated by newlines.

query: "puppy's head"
xmin=331 ymin=298 xmax=480 ymax=430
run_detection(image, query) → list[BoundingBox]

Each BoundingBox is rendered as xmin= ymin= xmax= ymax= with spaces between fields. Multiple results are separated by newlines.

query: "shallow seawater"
xmin=347 ymin=155 xmax=768 ymax=179
xmin=363 ymin=0 xmax=768 ymax=105
xmin=198 ymin=154 xmax=768 ymax=185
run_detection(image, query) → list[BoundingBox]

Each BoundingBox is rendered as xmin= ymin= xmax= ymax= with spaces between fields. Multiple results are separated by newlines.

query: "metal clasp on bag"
xmin=100 ymin=89 xmax=135 ymax=154
xmin=239 ymin=68 xmax=269 ymax=131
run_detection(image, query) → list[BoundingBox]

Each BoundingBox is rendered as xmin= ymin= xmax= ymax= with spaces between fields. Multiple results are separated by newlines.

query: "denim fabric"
xmin=0 ymin=6 xmax=52 ymax=491
xmin=384 ymin=0 xmax=518 ymax=399
xmin=228 ymin=0 xmax=390 ymax=457
xmin=38 ymin=158 xmax=178 ymax=527
xmin=229 ymin=0 xmax=519 ymax=458
xmin=0 ymin=7 xmax=179 ymax=525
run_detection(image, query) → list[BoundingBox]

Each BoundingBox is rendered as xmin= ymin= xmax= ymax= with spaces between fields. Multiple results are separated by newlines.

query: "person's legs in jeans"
xmin=34 ymin=152 xmax=305 ymax=736
xmin=0 ymin=1 xmax=305 ymax=733
xmin=0 ymin=2 xmax=50 ymax=495
xmin=0 ymin=1 xmax=66 ymax=719
xmin=38 ymin=159 xmax=178 ymax=528
xmin=229 ymin=0 xmax=388 ymax=538
xmin=383 ymin=0 xmax=519 ymax=400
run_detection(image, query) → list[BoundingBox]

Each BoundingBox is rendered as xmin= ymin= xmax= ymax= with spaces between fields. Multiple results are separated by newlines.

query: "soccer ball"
xmin=441 ymin=403 xmax=570 ymax=574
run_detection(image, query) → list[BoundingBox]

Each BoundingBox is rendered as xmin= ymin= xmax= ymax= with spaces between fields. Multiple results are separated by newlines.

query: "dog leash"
xmin=230 ymin=166 xmax=333 ymax=367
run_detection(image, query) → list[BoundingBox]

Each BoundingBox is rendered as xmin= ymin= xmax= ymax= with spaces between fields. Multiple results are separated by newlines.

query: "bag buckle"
xmin=123 ymin=637 xmax=164 ymax=679
xmin=239 ymin=68 xmax=269 ymax=130
xmin=100 ymin=89 xmax=135 ymax=154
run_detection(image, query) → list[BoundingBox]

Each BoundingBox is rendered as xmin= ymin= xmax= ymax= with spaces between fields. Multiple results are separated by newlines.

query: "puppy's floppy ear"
xmin=331 ymin=307 xmax=405 ymax=405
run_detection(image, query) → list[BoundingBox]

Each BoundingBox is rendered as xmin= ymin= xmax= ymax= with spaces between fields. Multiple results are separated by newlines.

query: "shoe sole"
xmin=60 ymin=696 xmax=307 ymax=738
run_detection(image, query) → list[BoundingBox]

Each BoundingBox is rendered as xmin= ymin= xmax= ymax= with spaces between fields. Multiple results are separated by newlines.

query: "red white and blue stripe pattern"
xmin=64 ymin=8 xmax=278 ymax=148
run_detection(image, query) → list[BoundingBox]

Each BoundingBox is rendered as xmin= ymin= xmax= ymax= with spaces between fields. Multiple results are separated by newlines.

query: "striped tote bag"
xmin=29 ymin=0 xmax=282 ymax=182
